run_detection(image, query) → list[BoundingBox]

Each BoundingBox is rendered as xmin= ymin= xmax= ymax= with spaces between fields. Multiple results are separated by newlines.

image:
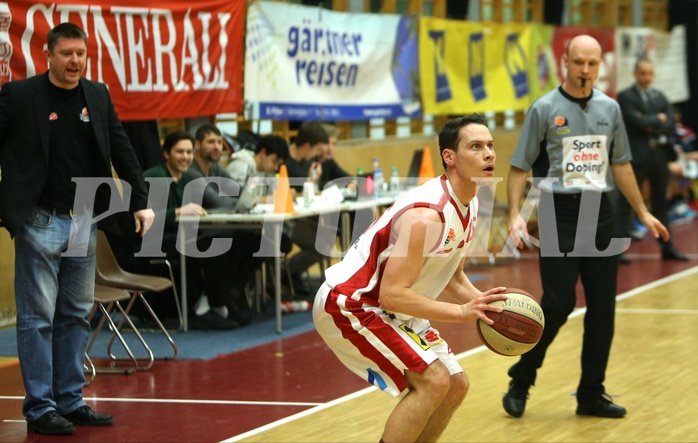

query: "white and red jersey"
xmin=323 ymin=174 xmax=477 ymax=328
xmin=313 ymin=174 xmax=478 ymax=395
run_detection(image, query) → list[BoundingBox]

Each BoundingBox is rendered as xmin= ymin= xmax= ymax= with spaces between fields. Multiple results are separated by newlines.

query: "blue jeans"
xmin=14 ymin=207 xmax=96 ymax=421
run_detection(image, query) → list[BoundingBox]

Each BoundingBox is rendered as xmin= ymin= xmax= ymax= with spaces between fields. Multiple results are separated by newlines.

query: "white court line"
xmin=220 ymin=265 xmax=698 ymax=443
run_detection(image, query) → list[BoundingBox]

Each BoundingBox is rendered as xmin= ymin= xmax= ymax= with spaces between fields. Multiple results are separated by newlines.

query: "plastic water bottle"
xmin=390 ymin=166 xmax=400 ymax=196
xmin=373 ymin=167 xmax=384 ymax=198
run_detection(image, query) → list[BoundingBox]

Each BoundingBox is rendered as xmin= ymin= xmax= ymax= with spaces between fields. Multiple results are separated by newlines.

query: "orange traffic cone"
xmin=418 ymin=147 xmax=435 ymax=185
xmin=274 ymin=164 xmax=295 ymax=214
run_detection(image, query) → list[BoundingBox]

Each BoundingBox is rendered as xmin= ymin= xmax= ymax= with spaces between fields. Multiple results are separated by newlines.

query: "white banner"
xmin=244 ymin=1 xmax=420 ymax=120
xmin=615 ymin=26 xmax=689 ymax=103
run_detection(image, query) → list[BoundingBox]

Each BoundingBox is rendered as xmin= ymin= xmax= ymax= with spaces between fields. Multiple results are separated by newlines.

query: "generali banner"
xmin=0 ymin=0 xmax=245 ymax=121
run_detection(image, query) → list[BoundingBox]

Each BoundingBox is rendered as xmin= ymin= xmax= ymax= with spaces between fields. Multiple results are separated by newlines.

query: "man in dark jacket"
xmin=615 ymin=57 xmax=688 ymax=262
xmin=0 ymin=23 xmax=154 ymax=435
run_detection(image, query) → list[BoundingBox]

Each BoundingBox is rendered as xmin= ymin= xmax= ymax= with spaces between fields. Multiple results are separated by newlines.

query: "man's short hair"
xmin=162 ymin=131 xmax=194 ymax=154
xmin=295 ymin=121 xmax=329 ymax=147
xmin=438 ymin=113 xmax=488 ymax=170
xmin=321 ymin=123 xmax=340 ymax=139
xmin=256 ymin=135 xmax=290 ymax=160
xmin=195 ymin=124 xmax=221 ymax=143
xmin=47 ymin=22 xmax=87 ymax=52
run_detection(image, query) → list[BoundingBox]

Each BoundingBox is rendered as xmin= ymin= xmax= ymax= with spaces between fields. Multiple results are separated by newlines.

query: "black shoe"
xmin=190 ymin=310 xmax=239 ymax=330
xmin=618 ymin=254 xmax=631 ymax=264
xmin=576 ymin=394 xmax=626 ymax=418
xmin=233 ymin=307 xmax=254 ymax=327
xmin=62 ymin=405 xmax=114 ymax=426
xmin=502 ymin=381 xmax=530 ymax=418
xmin=662 ymin=247 xmax=689 ymax=261
xmin=27 ymin=411 xmax=75 ymax=435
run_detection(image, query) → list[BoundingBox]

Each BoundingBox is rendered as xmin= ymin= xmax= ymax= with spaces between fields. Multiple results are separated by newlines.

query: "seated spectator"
xmin=667 ymin=109 xmax=698 ymax=222
xmin=225 ymin=134 xmax=295 ymax=297
xmin=318 ymin=124 xmax=355 ymax=191
xmin=319 ymin=124 xmax=370 ymax=246
xmin=283 ymin=122 xmax=332 ymax=297
xmin=226 ymin=134 xmax=290 ymax=184
xmin=187 ymin=124 xmax=290 ymax=317
xmin=143 ymin=131 xmax=239 ymax=330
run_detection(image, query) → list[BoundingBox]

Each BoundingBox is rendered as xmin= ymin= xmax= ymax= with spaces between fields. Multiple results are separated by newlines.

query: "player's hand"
xmin=133 ymin=208 xmax=155 ymax=237
xmin=460 ymin=287 xmax=507 ymax=324
xmin=309 ymin=161 xmax=322 ymax=183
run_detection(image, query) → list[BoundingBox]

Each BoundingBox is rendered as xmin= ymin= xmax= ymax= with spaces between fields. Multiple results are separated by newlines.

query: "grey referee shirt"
xmin=510 ymin=86 xmax=632 ymax=194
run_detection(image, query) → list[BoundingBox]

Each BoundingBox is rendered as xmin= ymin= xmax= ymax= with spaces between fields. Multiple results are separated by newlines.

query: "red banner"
xmin=0 ymin=1 xmax=244 ymax=121
xmin=551 ymin=27 xmax=616 ymax=98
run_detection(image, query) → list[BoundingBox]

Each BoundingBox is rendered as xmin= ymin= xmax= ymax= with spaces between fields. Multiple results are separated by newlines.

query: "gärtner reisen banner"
xmin=244 ymin=1 xmax=420 ymax=120
xmin=0 ymin=0 xmax=245 ymax=120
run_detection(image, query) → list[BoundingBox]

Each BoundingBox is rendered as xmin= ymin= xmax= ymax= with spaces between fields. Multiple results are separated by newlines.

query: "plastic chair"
xmin=85 ymin=284 xmax=152 ymax=374
xmin=94 ymin=230 xmax=179 ymax=363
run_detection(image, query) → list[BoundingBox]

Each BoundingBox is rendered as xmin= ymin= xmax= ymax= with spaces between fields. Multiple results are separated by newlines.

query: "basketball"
xmin=476 ymin=288 xmax=545 ymax=356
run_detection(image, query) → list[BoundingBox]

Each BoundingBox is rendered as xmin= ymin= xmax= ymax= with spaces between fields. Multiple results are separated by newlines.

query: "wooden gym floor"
xmin=0 ymin=220 xmax=697 ymax=442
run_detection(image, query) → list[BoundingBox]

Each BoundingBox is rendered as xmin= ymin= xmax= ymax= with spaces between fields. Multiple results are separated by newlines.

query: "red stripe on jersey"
xmin=332 ymin=221 xmax=393 ymax=302
xmin=325 ymin=291 xmax=429 ymax=392
xmin=439 ymin=174 xmax=473 ymax=233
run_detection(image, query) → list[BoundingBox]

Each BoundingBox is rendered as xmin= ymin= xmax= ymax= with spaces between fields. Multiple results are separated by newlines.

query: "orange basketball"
xmin=476 ymin=288 xmax=545 ymax=356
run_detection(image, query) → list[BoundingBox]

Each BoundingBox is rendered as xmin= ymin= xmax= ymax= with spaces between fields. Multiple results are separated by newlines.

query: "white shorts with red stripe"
xmin=312 ymin=283 xmax=463 ymax=397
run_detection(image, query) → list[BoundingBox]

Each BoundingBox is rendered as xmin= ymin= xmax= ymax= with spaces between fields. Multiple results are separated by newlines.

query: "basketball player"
xmin=313 ymin=114 xmax=508 ymax=442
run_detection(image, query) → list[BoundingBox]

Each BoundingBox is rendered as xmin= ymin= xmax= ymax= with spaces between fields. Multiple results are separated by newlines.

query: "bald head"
xmin=565 ymin=35 xmax=602 ymax=57
xmin=563 ymin=34 xmax=602 ymax=98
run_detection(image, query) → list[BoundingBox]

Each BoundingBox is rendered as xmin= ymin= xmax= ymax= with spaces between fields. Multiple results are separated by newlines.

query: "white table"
xmin=178 ymin=195 xmax=400 ymax=332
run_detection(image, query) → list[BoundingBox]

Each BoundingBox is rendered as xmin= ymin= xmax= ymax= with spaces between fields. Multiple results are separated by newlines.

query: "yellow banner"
xmin=528 ymin=24 xmax=559 ymax=102
xmin=419 ymin=18 xmax=543 ymax=115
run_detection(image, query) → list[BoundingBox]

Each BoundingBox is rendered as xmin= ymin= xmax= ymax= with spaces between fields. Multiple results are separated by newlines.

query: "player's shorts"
xmin=313 ymin=283 xmax=463 ymax=397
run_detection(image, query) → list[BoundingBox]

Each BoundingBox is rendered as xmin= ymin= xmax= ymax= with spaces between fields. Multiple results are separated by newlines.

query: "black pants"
xmin=508 ymin=192 xmax=618 ymax=404
xmin=614 ymin=147 xmax=673 ymax=249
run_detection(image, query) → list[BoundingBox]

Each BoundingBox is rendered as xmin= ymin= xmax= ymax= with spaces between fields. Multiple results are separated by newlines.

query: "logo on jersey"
xmin=596 ymin=119 xmax=609 ymax=127
xmin=444 ymin=228 xmax=456 ymax=245
xmin=423 ymin=328 xmax=444 ymax=346
xmin=399 ymin=324 xmax=430 ymax=351
xmin=555 ymin=115 xmax=570 ymax=134
xmin=366 ymin=367 xmax=388 ymax=391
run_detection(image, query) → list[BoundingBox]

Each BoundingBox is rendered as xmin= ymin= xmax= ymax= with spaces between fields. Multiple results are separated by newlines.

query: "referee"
xmin=502 ymin=35 xmax=668 ymax=419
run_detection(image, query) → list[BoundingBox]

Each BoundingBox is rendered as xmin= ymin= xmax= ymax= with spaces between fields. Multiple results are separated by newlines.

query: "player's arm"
xmin=441 ymin=258 xmax=480 ymax=302
xmin=611 ymin=162 xmax=669 ymax=241
xmin=380 ymin=208 xmax=504 ymax=323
